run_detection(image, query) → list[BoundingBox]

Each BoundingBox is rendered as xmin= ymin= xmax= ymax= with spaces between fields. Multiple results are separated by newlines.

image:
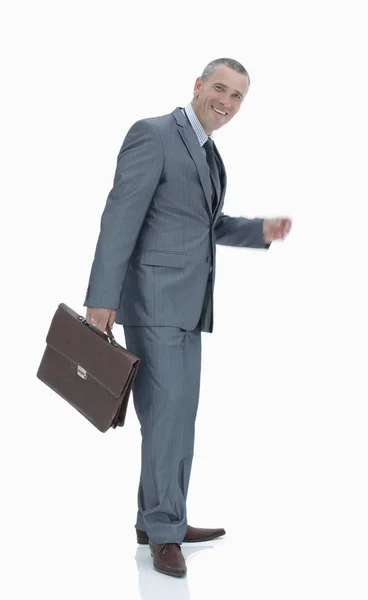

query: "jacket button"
xmin=206 ymin=257 xmax=212 ymax=263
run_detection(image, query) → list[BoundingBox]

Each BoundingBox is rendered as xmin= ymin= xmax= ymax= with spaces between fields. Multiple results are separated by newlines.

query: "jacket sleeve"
xmin=83 ymin=119 xmax=164 ymax=308
xmin=214 ymin=212 xmax=271 ymax=249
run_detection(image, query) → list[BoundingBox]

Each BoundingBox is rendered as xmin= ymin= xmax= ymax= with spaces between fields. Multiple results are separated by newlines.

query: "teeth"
xmin=213 ymin=106 xmax=226 ymax=115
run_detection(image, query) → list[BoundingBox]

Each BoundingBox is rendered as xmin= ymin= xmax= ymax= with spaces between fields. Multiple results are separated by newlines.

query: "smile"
xmin=212 ymin=106 xmax=227 ymax=116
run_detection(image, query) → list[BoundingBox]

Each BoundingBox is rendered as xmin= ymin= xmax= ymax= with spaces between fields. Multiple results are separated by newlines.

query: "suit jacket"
xmin=83 ymin=106 xmax=270 ymax=333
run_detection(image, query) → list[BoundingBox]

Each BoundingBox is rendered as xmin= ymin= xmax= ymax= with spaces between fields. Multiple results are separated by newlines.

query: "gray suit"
xmin=84 ymin=106 xmax=270 ymax=542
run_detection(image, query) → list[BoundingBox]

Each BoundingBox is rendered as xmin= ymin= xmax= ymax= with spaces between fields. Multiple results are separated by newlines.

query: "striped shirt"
xmin=181 ymin=103 xmax=214 ymax=156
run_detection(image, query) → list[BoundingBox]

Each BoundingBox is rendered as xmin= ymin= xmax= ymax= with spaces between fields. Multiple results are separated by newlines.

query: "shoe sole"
xmin=153 ymin=565 xmax=187 ymax=577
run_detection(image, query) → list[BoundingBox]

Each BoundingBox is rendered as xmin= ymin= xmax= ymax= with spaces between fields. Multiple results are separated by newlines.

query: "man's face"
xmin=191 ymin=65 xmax=249 ymax=135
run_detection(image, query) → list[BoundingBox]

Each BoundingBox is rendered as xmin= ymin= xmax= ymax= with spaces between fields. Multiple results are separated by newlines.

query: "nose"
xmin=218 ymin=93 xmax=232 ymax=109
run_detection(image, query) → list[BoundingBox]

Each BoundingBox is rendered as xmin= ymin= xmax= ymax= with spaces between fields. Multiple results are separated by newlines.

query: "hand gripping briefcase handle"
xmin=36 ymin=303 xmax=141 ymax=433
xmin=78 ymin=314 xmax=117 ymax=345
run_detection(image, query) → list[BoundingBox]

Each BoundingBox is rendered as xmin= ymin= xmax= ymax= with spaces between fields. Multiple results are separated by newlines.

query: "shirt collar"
xmin=181 ymin=102 xmax=214 ymax=147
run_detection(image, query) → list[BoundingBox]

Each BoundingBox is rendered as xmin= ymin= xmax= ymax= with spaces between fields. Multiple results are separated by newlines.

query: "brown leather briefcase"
xmin=36 ymin=303 xmax=140 ymax=432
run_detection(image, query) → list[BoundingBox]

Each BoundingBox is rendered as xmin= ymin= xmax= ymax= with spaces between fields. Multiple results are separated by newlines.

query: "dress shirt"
xmin=181 ymin=103 xmax=214 ymax=157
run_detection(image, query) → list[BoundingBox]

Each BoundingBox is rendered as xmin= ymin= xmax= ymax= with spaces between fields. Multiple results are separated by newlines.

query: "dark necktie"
xmin=204 ymin=138 xmax=221 ymax=212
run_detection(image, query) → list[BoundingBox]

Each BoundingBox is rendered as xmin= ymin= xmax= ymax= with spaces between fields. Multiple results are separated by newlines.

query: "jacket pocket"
xmin=138 ymin=250 xmax=186 ymax=268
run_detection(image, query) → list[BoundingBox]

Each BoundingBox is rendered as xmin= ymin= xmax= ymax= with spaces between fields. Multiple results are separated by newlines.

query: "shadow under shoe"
xmin=149 ymin=541 xmax=187 ymax=578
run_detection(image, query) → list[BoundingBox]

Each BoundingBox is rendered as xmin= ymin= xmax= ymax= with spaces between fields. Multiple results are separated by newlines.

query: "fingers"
xmin=264 ymin=217 xmax=292 ymax=242
xmin=85 ymin=308 xmax=94 ymax=325
xmin=85 ymin=308 xmax=117 ymax=332
xmin=283 ymin=218 xmax=292 ymax=235
xmin=108 ymin=310 xmax=117 ymax=329
xmin=85 ymin=308 xmax=112 ymax=332
xmin=91 ymin=317 xmax=106 ymax=332
xmin=274 ymin=219 xmax=284 ymax=239
xmin=277 ymin=217 xmax=292 ymax=239
xmin=280 ymin=221 xmax=288 ymax=238
xmin=89 ymin=315 xmax=106 ymax=332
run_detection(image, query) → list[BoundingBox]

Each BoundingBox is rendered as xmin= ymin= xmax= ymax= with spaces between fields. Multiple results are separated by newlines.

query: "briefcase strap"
xmin=105 ymin=323 xmax=115 ymax=341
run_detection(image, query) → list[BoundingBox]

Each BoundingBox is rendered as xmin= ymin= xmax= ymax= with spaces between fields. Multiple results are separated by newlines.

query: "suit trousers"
xmin=123 ymin=322 xmax=202 ymax=544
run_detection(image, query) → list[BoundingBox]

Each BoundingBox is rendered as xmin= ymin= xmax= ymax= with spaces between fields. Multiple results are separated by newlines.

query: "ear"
xmin=193 ymin=76 xmax=202 ymax=96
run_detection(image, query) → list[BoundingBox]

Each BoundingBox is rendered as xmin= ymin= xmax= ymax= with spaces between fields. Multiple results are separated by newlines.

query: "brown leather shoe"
xmin=149 ymin=541 xmax=187 ymax=577
xmin=137 ymin=525 xmax=226 ymax=545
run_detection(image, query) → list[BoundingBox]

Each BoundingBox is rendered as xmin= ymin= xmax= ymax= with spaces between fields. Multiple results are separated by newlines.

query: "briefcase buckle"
xmin=77 ymin=365 xmax=87 ymax=380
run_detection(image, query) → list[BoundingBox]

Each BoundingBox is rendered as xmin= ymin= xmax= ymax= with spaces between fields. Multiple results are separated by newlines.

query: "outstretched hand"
xmin=263 ymin=217 xmax=292 ymax=244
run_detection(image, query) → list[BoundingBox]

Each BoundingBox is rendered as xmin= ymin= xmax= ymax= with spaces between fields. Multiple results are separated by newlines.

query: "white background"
xmin=1 ymin=0 xmax=367 ymax=598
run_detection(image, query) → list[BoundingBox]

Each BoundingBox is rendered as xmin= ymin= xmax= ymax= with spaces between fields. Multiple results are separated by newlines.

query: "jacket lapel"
xmin=172 ymin=107 xmax=226 ymax=219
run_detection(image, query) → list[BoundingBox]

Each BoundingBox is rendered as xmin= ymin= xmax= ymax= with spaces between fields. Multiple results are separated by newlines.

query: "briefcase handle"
xmin=78 ymin=315 xmax=117 ymax=346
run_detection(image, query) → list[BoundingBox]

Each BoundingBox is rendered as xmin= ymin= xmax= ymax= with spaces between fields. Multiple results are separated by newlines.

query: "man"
xmin=83 ymin=57 xmax=292 ymax=578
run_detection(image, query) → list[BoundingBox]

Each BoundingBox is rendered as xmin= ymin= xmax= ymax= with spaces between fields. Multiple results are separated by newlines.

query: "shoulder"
xmin=130 ymin=111 xmax=176 ymax=136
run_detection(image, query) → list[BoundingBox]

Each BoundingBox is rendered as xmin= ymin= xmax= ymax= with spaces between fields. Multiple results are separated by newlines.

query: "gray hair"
xmin=200 ymin=57 xmax=250 ymax=87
